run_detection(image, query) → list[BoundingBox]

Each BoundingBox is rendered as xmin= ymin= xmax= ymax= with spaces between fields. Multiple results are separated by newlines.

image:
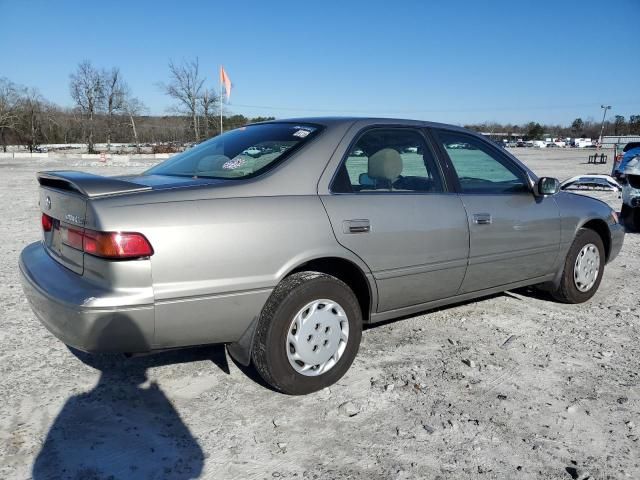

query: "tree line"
xmin=0 ymin=58 xmax=272 ymax=153
xmin=464 ymin=115 xmax=640 ymax=141
xmin=1 ymin=58 xmax=639 ymax=153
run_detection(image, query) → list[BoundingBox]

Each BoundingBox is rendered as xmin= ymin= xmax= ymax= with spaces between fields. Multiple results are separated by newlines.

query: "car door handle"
xmin=473 ymin=213 xmax=492 ymax=225
xmin=343 ymin=219 xmax=370 ymax=234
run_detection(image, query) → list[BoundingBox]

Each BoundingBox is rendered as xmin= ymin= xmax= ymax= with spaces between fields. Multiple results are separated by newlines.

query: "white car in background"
xmin=573 ymin=138 xmax=593 ymax=148
xmin=242 ymin=146 xmax=262 ymax=157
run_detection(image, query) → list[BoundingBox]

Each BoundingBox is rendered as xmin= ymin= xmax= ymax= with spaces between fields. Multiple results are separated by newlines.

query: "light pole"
xmin=598 ymin=104 xmax=611 ymax=146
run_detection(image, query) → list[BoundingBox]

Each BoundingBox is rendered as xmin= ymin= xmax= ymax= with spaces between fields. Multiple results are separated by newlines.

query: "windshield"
xmin=145 ymin=122 xmax=321 ymax=179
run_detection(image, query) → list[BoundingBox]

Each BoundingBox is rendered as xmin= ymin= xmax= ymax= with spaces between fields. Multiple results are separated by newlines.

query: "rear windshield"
xmin=145 ymin=123 xmax=321 ymax=179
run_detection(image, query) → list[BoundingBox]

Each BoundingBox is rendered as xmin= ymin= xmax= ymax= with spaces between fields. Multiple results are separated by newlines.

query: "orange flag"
xmin=220 ymin=66 xmax=232 ymax=102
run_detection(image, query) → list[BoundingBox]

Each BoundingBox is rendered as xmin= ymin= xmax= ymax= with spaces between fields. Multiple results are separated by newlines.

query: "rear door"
xmin=320 ymin=127 xmax=469 ymax=313
xmin=431 ymin=129 xmax=561 ymax=293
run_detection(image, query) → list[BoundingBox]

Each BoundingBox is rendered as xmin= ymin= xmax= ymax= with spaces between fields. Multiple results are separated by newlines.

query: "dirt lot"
xmin=0 ymin=149 xmax=638 ymax=479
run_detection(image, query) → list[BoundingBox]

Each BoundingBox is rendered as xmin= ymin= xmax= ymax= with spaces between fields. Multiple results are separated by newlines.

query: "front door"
xmin=431 ymin=129 xmax=561 ymax=293
xmin=321 ymin=127 xmax=470 ymax=312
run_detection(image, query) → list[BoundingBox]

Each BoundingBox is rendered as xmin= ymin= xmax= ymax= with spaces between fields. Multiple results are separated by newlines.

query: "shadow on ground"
xmin=32 ymin=326 xmax=229 ymax=479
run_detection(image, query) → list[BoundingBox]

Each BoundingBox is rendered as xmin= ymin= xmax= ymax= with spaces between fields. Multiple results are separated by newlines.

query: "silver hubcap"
xmin=573 ymin=243 xmax=600 ymax=292
xmin=286 ymin=299 xmax=349 ymax=376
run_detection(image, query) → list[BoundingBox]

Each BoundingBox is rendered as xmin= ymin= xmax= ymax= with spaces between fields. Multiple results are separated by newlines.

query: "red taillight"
xmin=42 ymin=211 xmax=153 ymax=259
xmin=83 ymin=230 xmax=154 ymax=259
xmin=41 ymin=213 xmax=53 ymax=232
xmin=61 ymin=225 xmax=84 ymax=250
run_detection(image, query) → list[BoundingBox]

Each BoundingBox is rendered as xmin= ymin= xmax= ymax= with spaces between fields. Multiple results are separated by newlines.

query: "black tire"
xmin=621 ymin=204 xmax=640 ymax=232
xmin=251 ymin=272 xmax=362 ymax=395
xmin=550 ymin=228 xmax=605 ymax=304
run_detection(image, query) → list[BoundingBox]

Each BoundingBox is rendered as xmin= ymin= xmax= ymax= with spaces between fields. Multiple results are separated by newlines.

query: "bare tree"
xmin=70 ymin=60 xmax=104 ymax=153
xmin=613 ymin=115 xmax=626 ymax=136
xmin=199 ymin=87 xmax=219 ymax=138
xmin=17 ymin=88 xmax=45 ymax=152
xmin=630 ymin=115 xmax=640 ymax=135
xmin=123 ymin=96 xmax=146 ymax=153
xmin=103 ymin=67 xmax=126 ymax=151
xmin=159 ymin=58 xmax=205 ymax=142
xmin=0 ymin=78 xmax=22 ymax=152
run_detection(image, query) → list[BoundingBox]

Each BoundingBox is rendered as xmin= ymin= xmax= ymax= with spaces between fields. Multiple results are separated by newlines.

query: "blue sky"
xmin=1 ymin=0 xmax=639 ymax=125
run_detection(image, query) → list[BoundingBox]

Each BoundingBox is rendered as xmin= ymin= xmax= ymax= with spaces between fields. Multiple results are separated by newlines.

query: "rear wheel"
xmin=550 ymin=228 xmax=605 ymax=304
xmin=252 ymin=272 xmax=362 ymax=395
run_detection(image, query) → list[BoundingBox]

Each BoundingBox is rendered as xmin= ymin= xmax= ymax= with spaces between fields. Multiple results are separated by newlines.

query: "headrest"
xmin=368 ymin=148 xmax=402 ymax=181
xmin=197 ymin=155 xmax=229 ymax=172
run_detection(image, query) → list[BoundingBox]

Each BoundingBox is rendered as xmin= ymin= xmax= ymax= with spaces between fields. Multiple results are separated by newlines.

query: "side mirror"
xmin=536 ymin=177 xmax=560 ymax=196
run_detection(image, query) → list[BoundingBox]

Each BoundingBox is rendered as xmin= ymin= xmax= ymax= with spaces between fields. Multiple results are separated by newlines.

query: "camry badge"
xmin=65 ymin=214 xmax=84 ymax=225
xmin=45 ymin=196 xmax=51 ymax=210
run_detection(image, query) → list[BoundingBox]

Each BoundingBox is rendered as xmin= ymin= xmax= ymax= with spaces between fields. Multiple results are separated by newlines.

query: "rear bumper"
xmin=19 ymin=242 xmax=155 ymax=353
xmin=20 ymin=241 xmax=272 ymax=353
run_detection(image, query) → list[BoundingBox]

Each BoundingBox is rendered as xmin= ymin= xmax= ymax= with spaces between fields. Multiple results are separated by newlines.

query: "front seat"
xmin=367 ymin=148 xmax=403 ymax=190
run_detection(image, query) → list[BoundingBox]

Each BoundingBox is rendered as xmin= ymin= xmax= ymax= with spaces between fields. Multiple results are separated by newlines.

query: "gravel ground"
xmin=0 ymin=149 xmax=638 ymax=480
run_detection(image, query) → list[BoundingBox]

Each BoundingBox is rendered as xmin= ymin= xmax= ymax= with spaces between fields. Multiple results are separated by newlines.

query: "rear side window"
xmin=146 ymin=123 xmax=321 ymax=179
xmin=434 ymin=130 xmax=529 ymax=194
xmin=332 ymin=128 xmax=444 ymax=193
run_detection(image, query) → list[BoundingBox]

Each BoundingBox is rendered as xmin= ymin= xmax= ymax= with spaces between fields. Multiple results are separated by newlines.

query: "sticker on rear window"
xmin=222 ymin=157 xmax=246 ymax=169
xmin=293 ymin=129 xmax=310 ymax=138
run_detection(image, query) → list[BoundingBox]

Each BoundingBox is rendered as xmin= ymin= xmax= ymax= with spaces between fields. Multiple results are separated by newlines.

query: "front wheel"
xmin=252 ymin=272 xmax=362 ymax=395
xmin=550 ymin=228 xmax=605 ymax=304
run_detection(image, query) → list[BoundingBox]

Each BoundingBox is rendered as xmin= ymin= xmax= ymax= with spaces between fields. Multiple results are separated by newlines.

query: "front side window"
xmin=435 ymin=130 xmax=529 ymax=194
xmin=146 ymin=123 xmax=321 ymax=179
xmin=332 ymin=128 xmax=444 ymax=193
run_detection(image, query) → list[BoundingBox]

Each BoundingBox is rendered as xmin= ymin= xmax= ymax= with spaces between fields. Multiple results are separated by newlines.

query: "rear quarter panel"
xmin=88 ymin=194 xmax=371 ymax=347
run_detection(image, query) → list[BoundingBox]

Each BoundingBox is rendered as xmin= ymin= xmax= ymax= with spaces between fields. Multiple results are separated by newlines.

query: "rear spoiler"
xmin=37 ymin=171 xmax=152 ymax=198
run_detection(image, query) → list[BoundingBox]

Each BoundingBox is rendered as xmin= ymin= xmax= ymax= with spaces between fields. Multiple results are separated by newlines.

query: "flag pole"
xmin=219 ymin=65 xmax=223 ymax=135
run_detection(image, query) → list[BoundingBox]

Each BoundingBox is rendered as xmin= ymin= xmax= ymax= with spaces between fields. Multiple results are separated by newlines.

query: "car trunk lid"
xmin=37 ymin=171 xmax=152 ymax=274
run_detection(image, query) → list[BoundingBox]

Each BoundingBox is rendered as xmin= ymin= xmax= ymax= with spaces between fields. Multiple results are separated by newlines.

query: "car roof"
xmin=253 ymin=116 xmax=468 ymax=132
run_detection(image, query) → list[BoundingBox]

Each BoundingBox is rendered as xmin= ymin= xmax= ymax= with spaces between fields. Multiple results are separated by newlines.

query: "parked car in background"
xmin=242 ymin=146 xmax=262 ymax=157
xmin=573 ymin=138 xmax=593 ymax=148
xmin=561 ymin=174 xmax=621 ymax=193
xmin=613 ymin=142 xmax=640 ymax=230
xmin=20 ymin=117 xmax=624 ymax=394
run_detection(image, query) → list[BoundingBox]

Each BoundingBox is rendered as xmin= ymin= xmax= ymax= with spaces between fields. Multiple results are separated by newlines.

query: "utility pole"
xmin=598 ymin=105 xmax=611 ymax=146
